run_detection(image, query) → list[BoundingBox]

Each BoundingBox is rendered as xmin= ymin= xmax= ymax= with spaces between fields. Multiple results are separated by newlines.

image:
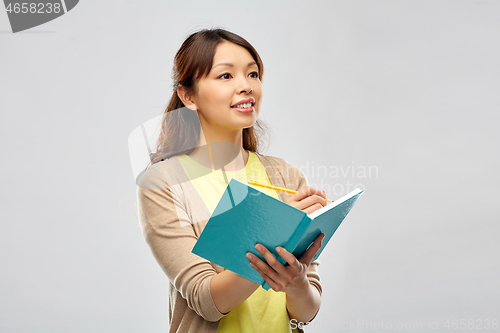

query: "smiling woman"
xmin=136 ymin=28 xmax=327 ymax=333
xmin=148 ymin=29 xmax=266 ymax=165
xmin=178 ymin=41 xmax=263 ymax=143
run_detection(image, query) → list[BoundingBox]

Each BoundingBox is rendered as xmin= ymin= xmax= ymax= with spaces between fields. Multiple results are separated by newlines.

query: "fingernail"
xmin=276 ymin=247 xmax=281 ymax=253
xmin=255 ymin=244 xmax=262 ymax=251
xmin=246 ymin=253 xmax=253 ymax=260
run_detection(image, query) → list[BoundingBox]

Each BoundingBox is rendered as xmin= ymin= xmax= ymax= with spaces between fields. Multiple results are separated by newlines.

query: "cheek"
xmin=253 ymin=82 xmax=263 ymax=95
xmin=254 ymin=87 xmax=263 ymax=103
xmin=199 ymin=89 xmax=228 ymax=107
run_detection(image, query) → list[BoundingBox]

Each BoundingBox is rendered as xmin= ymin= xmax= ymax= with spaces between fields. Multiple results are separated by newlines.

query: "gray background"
xmin=1 ymin=0 xmax=499 ymax=332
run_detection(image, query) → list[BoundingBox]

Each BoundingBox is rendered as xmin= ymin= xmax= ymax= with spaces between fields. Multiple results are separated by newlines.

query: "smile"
xmin=231 ymin=102 xmax=254 ymax=109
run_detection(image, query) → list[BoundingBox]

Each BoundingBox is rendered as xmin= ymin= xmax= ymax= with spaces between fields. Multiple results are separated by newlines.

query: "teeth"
xmin=234 ymin=102 xmax=253 ymax=108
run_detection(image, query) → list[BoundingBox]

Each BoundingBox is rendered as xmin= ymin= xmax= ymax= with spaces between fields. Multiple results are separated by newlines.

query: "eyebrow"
xmin=212 ymin=61 xmax=257 ymax=69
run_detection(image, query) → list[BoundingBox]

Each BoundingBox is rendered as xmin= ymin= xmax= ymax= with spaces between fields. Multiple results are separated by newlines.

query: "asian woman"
xmin=137 ymin=28 xmax=327 ymax=333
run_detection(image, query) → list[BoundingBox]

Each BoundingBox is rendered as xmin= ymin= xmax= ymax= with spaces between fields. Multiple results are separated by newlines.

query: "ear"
xmin=177 ymin=85 xmax=197 ymax=111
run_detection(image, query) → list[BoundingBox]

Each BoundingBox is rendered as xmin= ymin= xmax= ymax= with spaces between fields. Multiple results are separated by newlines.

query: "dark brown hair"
xmin=148 ymin=28 xmax=268 ymax=166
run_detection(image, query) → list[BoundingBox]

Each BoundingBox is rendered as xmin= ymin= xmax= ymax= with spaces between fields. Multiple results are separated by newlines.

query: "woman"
xmin=137 ymin=28 xmax=328 ymax=333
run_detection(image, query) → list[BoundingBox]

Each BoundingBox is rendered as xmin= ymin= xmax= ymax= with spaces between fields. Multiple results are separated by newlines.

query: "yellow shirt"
xmin=177 ymin=151 xmax=298 ymax=333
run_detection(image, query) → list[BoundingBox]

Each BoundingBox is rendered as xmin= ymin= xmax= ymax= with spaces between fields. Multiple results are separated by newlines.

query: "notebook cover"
xmin=192 ymin=179 xmax=363 ymax=290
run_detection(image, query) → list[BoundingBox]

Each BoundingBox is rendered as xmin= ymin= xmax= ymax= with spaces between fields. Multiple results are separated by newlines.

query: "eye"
xmin=248 ymin=71 xmax=259 ymax=79
xmin=218 ymin=73 xmax=232 ymax=80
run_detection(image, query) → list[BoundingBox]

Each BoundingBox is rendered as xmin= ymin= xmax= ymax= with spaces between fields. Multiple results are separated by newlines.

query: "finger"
xmin=247 ymin=251 xmax=283 ymax=285
xmin=294 ymin=194 xmax=327 ymax=212
xmin=303 ymin=202 xmax=324 ymax=214
xmin=302 ymin=194 xmax=328 ymax=207
xmin=253 ymin=244 xmax=290 ymax=278
xmin=299 ymin=233 xmax=325 ymax=265
xmin=248 ymin=261 xmax=280 ymax=291
xmin=275 ymin=247 xmax=302 ymax=273
xmin=290 ymin=186 xmax=324 ymax=202
xmin=307 ymin=196 xmax=328 ymax=210
xmin=246 ymin=251 xmax=266 ymax=267
xmin=299 ymin=233 xmax=324 ymax=265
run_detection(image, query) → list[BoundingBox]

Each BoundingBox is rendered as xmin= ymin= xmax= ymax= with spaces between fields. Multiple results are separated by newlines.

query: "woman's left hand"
xmin=246 ymin=233 xmax=325 ymax=295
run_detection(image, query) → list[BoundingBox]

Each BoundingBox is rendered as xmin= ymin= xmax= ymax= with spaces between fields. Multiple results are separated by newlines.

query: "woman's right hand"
xmin=285 ymin=186 xmax=328 ymax=214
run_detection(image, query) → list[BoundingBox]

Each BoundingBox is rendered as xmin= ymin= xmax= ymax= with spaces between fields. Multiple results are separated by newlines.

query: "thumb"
xmin=299 ymin=233 xmax=325 ymax=265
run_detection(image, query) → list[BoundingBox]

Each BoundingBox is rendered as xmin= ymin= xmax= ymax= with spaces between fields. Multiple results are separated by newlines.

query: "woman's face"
xmin=191 ymin=41 xmax=262 ymax=134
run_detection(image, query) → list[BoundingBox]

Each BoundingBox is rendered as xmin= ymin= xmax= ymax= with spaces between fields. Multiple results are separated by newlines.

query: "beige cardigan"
xmin=136 ymin=153 xmax=322 ymax=333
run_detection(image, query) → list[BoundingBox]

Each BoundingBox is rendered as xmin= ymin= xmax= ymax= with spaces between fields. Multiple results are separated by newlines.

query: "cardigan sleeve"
xmin=136 ymin=162 xmax=227 ymax=322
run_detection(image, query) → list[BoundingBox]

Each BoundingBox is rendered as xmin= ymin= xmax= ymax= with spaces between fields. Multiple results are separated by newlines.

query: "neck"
xmin=188 ymin=124 xmax=249 ymax=172
xmin=201 ymin=123 xmax=244 ymax=148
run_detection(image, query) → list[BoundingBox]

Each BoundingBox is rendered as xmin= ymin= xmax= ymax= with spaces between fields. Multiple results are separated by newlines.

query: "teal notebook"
xmin=192 ymin=178 xmax=363 ymax=290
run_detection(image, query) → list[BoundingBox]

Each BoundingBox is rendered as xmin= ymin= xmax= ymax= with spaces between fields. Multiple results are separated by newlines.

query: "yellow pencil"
xmin=248 ymin=180 xmax=332 ymax=202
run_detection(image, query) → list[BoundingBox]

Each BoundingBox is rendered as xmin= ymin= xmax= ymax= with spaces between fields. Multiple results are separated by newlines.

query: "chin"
xmin=232 ymin=117 xmax=257 ymax=128
xmin=242 ymin=119 xmax=258 ymax=129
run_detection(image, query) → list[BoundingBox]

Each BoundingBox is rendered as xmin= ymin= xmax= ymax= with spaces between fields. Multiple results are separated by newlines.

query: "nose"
xmin=240 ymin=86 xmax=253 ymax=94
xmin=237 ymin=77 xmax=253 ymax=94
